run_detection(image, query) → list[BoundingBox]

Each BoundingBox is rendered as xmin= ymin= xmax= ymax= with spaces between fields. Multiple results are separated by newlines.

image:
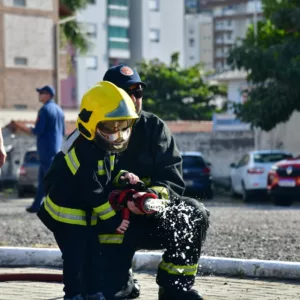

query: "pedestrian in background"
xmin=0 ymin=127 xmax=7 ymax=168
xmin=26 ymin=85 xmax=65 ymax=213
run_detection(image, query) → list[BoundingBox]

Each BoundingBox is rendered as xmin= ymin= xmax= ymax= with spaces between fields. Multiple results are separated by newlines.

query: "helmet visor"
xmin=97 ymin=120 xmax=134 ymax=143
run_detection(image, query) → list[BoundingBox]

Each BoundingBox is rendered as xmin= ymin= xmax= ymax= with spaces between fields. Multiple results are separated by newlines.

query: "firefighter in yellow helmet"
xmin=37 ymin=81 xmax=140 ymax=300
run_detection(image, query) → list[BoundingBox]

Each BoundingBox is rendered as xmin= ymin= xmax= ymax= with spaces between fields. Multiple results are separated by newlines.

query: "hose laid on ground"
xmin=0 ymin=273 xmax=63 ymax=282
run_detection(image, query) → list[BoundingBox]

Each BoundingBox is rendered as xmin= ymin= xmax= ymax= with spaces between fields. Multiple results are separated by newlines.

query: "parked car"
xmin=267 ymin=157 xmax=300 ymax=206
xmin=181 ymin=151 xmax=213 ymax=199
xmin=230 ymin=150 xmax=293 ymax=201
xmin=16 ymin=147 xmax=39 ymax=198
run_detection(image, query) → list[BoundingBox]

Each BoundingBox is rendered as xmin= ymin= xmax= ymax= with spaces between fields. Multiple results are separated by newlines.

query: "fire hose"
xmin=0 ymin=272 xmax=63 ymax=282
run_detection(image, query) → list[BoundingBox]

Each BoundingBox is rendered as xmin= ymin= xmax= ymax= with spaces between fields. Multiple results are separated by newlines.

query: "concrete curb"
xmin=0 ymin=247 xmax=299 ymax=280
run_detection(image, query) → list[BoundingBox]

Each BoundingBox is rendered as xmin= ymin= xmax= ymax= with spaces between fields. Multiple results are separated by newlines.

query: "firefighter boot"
xmin=114 ymin=269 xmax=140 ymax=299
xmin=158 ymin=287 xmax=204 ymax=300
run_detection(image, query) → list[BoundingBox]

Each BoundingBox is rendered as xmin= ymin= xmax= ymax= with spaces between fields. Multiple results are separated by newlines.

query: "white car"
xmin=230 ymin=150 xmax=293 ymax=201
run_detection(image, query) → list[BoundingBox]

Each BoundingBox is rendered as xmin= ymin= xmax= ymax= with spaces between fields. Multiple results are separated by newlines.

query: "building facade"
xmin=75 ymin=0 xmax=131 ymax=104
xmin=200 ymin=0 xmax=263 ymax=72
xmin=129 ymin=0 xmax=185 ymax=67
xmin=184 ymin=13 xmax=213 ymax=71
xmin=0 ymin=0 xmax=58 ymax=109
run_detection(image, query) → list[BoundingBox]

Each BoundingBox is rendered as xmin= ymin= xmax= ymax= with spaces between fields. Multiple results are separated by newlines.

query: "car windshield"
xmin=182 ymin=156 xmax=206 ymax=168
xmin=24 ymin=151 xmax=39 ymax=163
xmin=253 ymin=153 xmax=292 ymax=163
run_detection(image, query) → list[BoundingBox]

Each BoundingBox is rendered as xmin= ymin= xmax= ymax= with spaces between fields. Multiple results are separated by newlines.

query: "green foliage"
xmin=228 ymin=0 xmax=300 ymax=131
xmin=60 ymin=0 xmax=95 ymax=53
xmin=137 ymin=53 xmax=226 ymax=120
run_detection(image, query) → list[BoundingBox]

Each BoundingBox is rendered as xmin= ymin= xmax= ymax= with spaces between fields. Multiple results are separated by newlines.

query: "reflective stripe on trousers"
xmin=159 ymin=259 xmax=198 ymax=276
xmin=98 ymin=234 xmax=124 ymax=244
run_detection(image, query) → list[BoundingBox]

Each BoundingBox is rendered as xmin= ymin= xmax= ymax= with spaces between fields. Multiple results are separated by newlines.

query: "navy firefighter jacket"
xmin=37 ymin=132 xmax=126 ymax=233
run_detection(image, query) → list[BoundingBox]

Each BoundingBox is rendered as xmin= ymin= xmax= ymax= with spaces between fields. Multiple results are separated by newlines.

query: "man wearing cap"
xmin=0 ymin=127 xmax=6 ymax=168
xmin=26 ymin=85 xmax=65 ymax=213
xmin=96 ymin=65 xmax=209 ymax=300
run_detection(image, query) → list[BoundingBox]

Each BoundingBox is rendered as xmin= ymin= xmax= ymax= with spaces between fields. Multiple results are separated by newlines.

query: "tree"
xmin=60 ymin=0 xmax=95 ymax=53
xmin=137 ymin=53 xmax=226 ymax=120
xmin=227 ymin=0 xmax=300 ymax=131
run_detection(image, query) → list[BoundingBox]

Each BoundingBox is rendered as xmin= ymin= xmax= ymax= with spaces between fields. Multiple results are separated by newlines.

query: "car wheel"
xmin=17 ymin=186 xmax=25 ymax=198
xmin=205 ymin=189 xmax=214 ymax=200
xmin=241 ymin=182 xmax=251 ymax=202
xmin=272 ymin=196 xmax=293 ymax=206
xmin=230 ymin=180 xmax=238 ymax=198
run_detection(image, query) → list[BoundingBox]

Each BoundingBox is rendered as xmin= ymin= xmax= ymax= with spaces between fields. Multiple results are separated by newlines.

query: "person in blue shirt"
xmin=26 ymin=85 xmax=65 ymax=213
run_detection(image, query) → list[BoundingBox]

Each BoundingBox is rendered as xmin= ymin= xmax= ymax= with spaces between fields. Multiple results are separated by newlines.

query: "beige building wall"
xmin=259 ymin=112 xmax=300 ymax=155
xmin=0 ymin=0 xmax=58 ymax=109
xmin=4 ymin=14 xmax=54 ymax=69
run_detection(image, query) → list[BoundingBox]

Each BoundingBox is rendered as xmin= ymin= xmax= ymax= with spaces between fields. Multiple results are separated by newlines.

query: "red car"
xmin=267 ymin=157 xmax=300 ymax=206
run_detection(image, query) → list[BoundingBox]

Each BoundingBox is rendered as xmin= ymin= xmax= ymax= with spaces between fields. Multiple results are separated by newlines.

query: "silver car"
xmin=16 ymin=147 xmax=39 ymax=198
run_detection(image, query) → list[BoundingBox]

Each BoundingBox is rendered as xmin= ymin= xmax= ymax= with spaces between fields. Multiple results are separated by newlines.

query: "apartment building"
xmin=129 ymin=0 xmax=185 ymax=67
xmin=185 ymin=13 xmax=213 ymax=71
xmin=200 ymin=0 xmax=263 ymax=72
xmin=0 ymin=0 xmax=58 ymax=109
xmin=75 ymin=0 xmax=131 ymax=103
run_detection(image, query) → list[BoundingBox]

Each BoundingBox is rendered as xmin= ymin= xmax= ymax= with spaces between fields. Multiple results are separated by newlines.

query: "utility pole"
xmin=253 ymin=0 xmax=260 ymax=150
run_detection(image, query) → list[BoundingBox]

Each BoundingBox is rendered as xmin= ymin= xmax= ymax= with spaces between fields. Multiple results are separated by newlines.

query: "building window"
xmin=149 ymin=29 xmax=160 ymax=42
xmin=108 ymin=41 xmax=129 ymax=50
xmin=149 ymin=0 xmax=159 ymax=11
xmin=189 ymin=38 xmax=195 ymax=47
xmin=108 ymin=0 xmax=128 ymax=7
xmin=189 ymin=26 xmax=194 ymax=34
xmin=108 ymin=26 xmax=128 ymax=38
xmin=108 ymin=8 xmax=129 ymax=18
xmin=86 ymin=56 xmax=98 ymax=70
xmin=13 ymin=0 xmax=26 ymax=6
xmin=14 ymin=57 xmax=27 ymax=66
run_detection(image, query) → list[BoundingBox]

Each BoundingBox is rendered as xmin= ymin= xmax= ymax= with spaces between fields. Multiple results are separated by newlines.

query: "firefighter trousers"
xmin=98 ymin=197 xmax=210 ymax=298
xmin=54 ymin=225 xmax=103 ymax=299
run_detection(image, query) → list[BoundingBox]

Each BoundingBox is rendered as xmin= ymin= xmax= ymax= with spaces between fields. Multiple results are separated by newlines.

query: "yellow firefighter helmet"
xmin=77 ymin=81 xmax=138 ymax=140
xmin=76 ymin=81 xmax=138 ymax=152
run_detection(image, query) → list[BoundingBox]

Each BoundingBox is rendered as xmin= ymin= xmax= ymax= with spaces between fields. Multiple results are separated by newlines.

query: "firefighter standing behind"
xmin=37 ymin=81 xmax=141 ymax=300
xmin=95 ymin=65 xmax=210 ymax=300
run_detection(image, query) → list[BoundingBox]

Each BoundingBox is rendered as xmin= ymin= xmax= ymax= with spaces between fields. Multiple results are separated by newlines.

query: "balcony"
xmin=216 ymin=38 xmax=224 ymax=44
xmin=108 ymin=7 xmax=129 ymax=19
xmin=108 ymin=48 xmax=130 ymax=59
xmin=212 ymin=1 xmax=262 ymax=18
xmin=215 ymin=23 xmax=234 ymax=31
xmin=216 ymin=51 xmax=225 ymax=58
xmin=200 ymin=0 xmax=248 ymax=9
xmin=108 ymin=38 xmax=130 ymax=59
xmin=108 ymin=0 xmax=129 ymax=7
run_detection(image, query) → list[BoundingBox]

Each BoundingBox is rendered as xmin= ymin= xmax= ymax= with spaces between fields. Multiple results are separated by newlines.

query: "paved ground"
xmin=1 ymin=194 xmax=300 ymax=261
xmin=0 ymin=267 xmax=299 ymax=300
